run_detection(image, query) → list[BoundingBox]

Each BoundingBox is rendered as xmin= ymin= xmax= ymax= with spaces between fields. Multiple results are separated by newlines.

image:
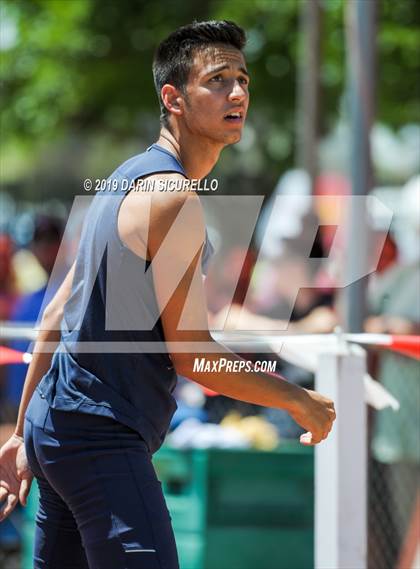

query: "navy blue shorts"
xmin=24 ymin=390 xmax=179 ymax=569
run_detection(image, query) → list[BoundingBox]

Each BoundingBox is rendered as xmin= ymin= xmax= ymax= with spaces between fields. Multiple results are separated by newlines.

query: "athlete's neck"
xmin=156 ymin=126 xmax=222 ymax=180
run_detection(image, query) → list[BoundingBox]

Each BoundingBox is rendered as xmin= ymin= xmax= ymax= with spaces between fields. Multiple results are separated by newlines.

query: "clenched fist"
xmin=289 ymin=388 xmax=336 ymax=445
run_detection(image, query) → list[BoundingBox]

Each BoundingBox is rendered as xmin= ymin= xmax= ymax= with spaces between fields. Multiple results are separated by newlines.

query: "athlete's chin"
xmin=204 ymin=128 xmax=243 ymax=147
xmin=222 ymin=131 xmax=242 ymax=145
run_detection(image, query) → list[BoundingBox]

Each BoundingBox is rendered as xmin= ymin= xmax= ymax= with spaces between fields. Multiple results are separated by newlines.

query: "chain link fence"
xmin=368 ymin=351 xmax=420 ymax=569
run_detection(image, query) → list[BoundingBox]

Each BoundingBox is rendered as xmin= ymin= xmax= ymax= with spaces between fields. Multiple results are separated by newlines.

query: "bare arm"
xmin=123 ymin=179 xmax=336 ymax=446
xmin=14 ymin=262 xmax=76 ymax=437
xmin=1 ymin=263 xmax=75 ymax=520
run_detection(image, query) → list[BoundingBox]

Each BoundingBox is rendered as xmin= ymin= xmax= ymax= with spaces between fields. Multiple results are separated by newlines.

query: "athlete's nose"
xmin=228 ymin=79 xmax=247 ymax=103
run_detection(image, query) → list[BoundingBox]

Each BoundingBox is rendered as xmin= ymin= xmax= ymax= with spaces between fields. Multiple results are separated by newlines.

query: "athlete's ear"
xmin=161 ymin=85 xmax=184 ymax=118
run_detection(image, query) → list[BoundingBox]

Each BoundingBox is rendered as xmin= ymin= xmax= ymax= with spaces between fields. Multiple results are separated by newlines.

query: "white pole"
xmin=315 ymin=344 xmax=367 ymax=569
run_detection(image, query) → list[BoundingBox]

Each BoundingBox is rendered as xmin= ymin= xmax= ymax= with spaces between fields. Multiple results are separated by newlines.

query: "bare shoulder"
xmin=118 ymin=172 xmax=205 ymax=258
xmin=145 ymin=174 xmax=205 ymax=250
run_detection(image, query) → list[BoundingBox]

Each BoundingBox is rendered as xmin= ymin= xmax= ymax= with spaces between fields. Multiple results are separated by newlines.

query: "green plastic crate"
xmin=153 ymin=444 xmax=314 ymax=569
xmin=174 ymin=527 xmax=314 ymax=569
xmin=153 ymin=448 xmax=209 ymax=532
xmin=206 ymin=526 xmax=314 ymax=569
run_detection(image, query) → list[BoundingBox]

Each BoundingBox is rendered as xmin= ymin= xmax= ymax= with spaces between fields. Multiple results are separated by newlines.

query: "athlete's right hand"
xmin=0 ymin=434 xmax=33 ymax=521
xmin=289 ymin=388 xmax=336 ymax=446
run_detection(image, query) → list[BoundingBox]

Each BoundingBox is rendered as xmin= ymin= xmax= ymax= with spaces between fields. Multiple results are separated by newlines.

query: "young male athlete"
xmin=0 ymin=21 xmax=335 ymax=569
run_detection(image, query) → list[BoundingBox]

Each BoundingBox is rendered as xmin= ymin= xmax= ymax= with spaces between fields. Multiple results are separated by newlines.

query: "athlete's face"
xmin=182 ymin=44 xmax=250 ymax=145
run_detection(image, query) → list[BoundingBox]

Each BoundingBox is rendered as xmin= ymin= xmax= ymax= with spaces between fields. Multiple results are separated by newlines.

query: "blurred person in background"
xmin=4 ymin=216 xmax=65 ymax=423
xmin=210 ymin=233 xmax=337 ymax=433
xmin=0 ymin=216 xmax=65 ymax=558
xmin=251 ymin=241 xmax=335 ymax=332
xmin=251 ymin=238 xmax=337 ymax=439
xmin=205 ymin=246 xmax=257 ymax=314
xmin=211 ymin=234 xmax=337 ymax=336
xmin=0 ymin=234 xmax=18 ymax=323
xmin=0 ymin=234 xmax=19 ymax=427
xmin=365 ymin=175 xmax=420 ymax=569
xmin=0 ymin=235 xmax=21 ymax=556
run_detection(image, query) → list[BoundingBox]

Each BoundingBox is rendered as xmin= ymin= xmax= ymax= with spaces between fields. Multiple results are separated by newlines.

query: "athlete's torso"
xmin=34 ymin=144 xmax=214 ymax=453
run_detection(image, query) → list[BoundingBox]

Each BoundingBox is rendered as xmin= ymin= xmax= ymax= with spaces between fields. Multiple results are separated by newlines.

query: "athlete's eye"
xmin=239 ymin=76 xmax=249 ymax=86
xmin=209 ymin=74 xmax=223 ymax=82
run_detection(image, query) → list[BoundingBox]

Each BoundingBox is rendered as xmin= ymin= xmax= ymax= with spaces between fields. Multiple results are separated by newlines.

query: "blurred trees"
xmin=0 ymin=0 xmax=419 ymax=201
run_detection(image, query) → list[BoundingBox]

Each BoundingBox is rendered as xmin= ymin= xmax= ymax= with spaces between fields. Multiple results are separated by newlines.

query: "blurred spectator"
xmin=205 ymin=246 xmax=256 ymax=314
xmin=209 ymin=237 xmax=337 ymax=434
xmin=4 ymin=215 xmax=65 ymax=420
xmin=255 ymin=248 xmax=334 ymax=327
xmin=254 ymin=169 xmax=312 ymax=259
xmin=0 ymin=234 xmax=18 ymax=320
xmin=365 ymin=260 xmax=420 ymax=568
xmin=30 ymin=215 xmax=66 ymax=276
xmin=0 ymin=234 xmax=19 ymax=426
xmin=215 ymin=237 xmax=336 ymax=335
xmin=366 ymin=177 xmax=420 ymax=568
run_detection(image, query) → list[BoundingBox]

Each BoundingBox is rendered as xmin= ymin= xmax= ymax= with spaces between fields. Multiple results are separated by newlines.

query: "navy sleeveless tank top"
xmin=35 ymin=144 xmax=214 ymax=453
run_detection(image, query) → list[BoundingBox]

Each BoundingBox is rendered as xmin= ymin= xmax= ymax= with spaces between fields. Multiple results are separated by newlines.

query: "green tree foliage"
xmin=0 ymin=0 xmax=418 ymax=198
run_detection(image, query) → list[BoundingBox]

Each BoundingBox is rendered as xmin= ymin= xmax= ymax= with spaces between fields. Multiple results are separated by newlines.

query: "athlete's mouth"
xmin=224 ymin=110 xmax=244 ymax=122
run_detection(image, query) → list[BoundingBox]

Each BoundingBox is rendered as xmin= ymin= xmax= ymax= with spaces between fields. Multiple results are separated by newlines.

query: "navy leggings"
xmin=24 ymin=390 xmax=179 ymax=569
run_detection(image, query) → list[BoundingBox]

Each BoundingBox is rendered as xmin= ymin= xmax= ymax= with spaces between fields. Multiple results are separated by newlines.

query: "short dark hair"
xmin=153 ymin=20 xmax=246 ymax=128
